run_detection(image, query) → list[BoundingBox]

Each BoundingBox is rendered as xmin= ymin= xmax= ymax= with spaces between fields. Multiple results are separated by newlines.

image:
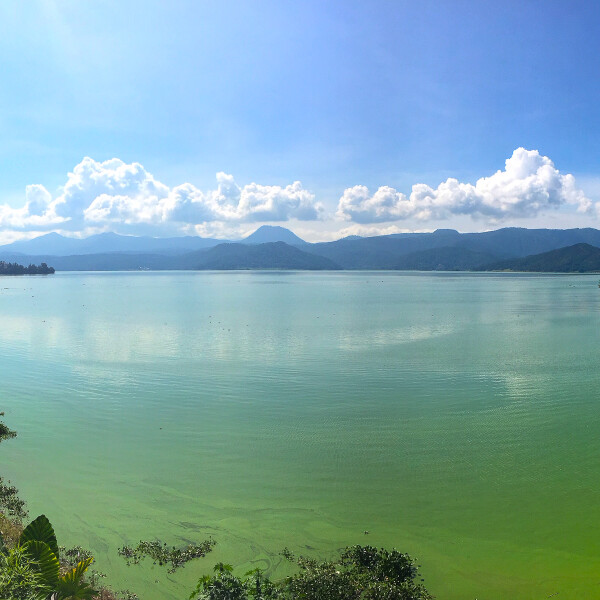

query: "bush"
xmin=189 ymin=546 xmax=433 ymax=600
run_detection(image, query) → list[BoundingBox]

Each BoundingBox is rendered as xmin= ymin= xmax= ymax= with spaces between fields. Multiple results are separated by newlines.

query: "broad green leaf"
xmin=56 ymin=558 xmax=97 ymax=600
xmin=62 ymin=556 xmax=93 ymax=580
xmin=19 ymin=514 xmax=59 ymax=557
xmin=22 ymin=539 xmax=60 ymax=588
xmin=55 ymin=578 xmax=97 ymax=599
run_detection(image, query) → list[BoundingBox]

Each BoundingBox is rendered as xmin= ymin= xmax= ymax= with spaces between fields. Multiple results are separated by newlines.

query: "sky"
xmin=0 ymin=0 xmax=599 ymax=242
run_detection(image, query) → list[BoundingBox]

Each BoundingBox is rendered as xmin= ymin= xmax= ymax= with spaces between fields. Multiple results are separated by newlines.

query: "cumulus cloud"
xmin=25 ymin=185 xmax=52 ymax=216
xmin=337 ymin=148 xmax=590 ymax=223
xmin=0 ymin=148 xmax=594 ymax=239
xmin=0 ymin=157 xmax=323 ymax=235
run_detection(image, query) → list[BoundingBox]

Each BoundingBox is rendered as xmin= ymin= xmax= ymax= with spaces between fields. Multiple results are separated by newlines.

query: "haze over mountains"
xmin=3 ymin=225 xmax=600 ymax=272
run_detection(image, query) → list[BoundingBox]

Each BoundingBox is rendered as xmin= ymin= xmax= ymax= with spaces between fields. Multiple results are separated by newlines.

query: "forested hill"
xmin=192 ymin=241 xmax=341 ymax=270
xmin=484 ymin=243 xmax=600 ymax=272
xmin=0 ymin=261 xmax=55 ymax=275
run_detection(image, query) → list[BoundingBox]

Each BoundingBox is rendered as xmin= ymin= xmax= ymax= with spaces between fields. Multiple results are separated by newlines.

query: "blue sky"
xmin=0 ymin=0 xmax=599 ymax=241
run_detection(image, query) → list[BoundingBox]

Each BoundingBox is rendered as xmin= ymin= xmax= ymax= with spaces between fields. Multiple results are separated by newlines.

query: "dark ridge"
xmin=192 ymin=241 xmax=340 ymax=270
xmin=483 ymin=243 xmax=600 ymax=272
xmin=394 ymin=246 xmax=497 ymax=271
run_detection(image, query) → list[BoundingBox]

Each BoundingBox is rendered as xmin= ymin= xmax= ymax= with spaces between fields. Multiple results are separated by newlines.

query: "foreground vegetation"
xmin=0 ymin=412 xmax=433 ymax=599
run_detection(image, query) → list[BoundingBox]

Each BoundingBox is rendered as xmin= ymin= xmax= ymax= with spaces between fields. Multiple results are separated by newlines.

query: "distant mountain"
xmin=5 ymin=227 xmax=600 ymax=271
xmin=395 ymin=246 xmax=497 ymax=271
xmin=458 ymin=227 xmax=600 ymax=258
xmin=5 ymin=242 xmax=340 ymax=271
xmin=303 ymin=230 xmax=465 ymax=269
xmin=484 ymin=243 xmax=600 ymax=272
xmin=190 ymin=241 xmax=339 ymax=270
xmin=0 ymin=232 xmax=226 ymax=256
xmin=2 ymin=232 xmax=85 ymax=256
xmin=304 ymin=227 xmax=600 ymax=269
xmin=242 ymin=225 xmax=306 ymax=245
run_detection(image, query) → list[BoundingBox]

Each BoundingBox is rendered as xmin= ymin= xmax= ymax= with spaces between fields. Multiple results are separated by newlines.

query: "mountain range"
xmin=3 ymin=225 xmax=600 ymax=272
xmin=484 ymin=243 xmax=600 ymax=272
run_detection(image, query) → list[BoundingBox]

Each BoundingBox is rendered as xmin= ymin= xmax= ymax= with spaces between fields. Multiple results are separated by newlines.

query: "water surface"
xmin=1 ymin=271 xmax=599 ymax=599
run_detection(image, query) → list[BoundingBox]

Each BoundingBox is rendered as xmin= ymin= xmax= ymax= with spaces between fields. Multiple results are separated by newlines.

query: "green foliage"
xmin=0 ymin=421 xmax=17 ymax=443
xmin=0 ymin=544 xmax=49 ymax=600
xmin=20 ymin=514 xmax=59 ymax=557
xmin=341 ymin=545 xmax=418 ymax=584
xmin=0 ymin=476 xmax=27 ymax=520
xmin=0 ymin=413 xmax=28 ymax=521
xmin=191 ymin=563 xmax=247 ymax=600
xmin=59 ymin=546 xmax=95 ymax=569
xmin=59 ymin=546 xmax=109 ymax=592
xmin=118 ymin=538 xmax=216 ymax=573
xmin=114 ymin=591 xmax=139 ymax=600
xmin=189 ymin=546 xmax=433 ymax=600
xmin=0 ymin=512 xmax=24 ymax=548
xmin=55 ymin=557 xmax=97 ymax=600
xmin=21 ymin=539 xmax=61 ymax=589
xmin=281 ymin=545 xmax=432 ymax=600
xmin=190 ymin=563 xmax=280 ymax=600
xmin=0 ymin=514 xmax=97 ymax=600
xmin=0 ymin=261 xmax=55 ymax=275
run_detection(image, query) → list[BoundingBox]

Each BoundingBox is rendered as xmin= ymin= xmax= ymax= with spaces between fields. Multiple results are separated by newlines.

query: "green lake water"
xmin=1 ymin=271 xmax=600 ymax=599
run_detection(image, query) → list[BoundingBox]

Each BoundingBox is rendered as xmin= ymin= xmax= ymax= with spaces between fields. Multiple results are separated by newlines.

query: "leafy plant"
xmin=118 ymin=538 xmax=215 ymax=573
xmin=190 ymin=563 xmax=281 ymax=600
xmin=0 ymin=514 xmax=98 ymax=600
xmin=0 ymin=544 xmax=46 ymax=600
xmin=281 ymin=545 xmax=433 ymax=600
xmin=0 ymin=412 xmax=27 ymax=521
xmin=0 ymin=418 xmax=17 ymax=443
xmin=189 ymin=546 xmax=433 ymax=600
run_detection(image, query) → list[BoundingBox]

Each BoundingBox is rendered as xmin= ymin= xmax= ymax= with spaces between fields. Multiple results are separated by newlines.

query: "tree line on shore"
xmin=0 ymin=261 xmax=55 ymax=275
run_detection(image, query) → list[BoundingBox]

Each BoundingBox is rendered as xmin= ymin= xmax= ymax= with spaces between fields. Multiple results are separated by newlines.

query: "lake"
xmin=1 ymin=271 xmax=599 ymax=599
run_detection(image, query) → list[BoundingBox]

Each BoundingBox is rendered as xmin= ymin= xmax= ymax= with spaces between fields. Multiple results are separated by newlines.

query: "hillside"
xmin=191 ymin=241 xmax=340 ymax=270
xmin=395 ymin=246 xmax=496 ymax=271
xmin=242 ymin=225 xmax=306 ymax=245
xmin=484 ymin=243 xmax=600 ymax=272
xmin=304 ymin=229 xmax=466 ymax=269
xmin=304 ymin=228 xmax=600 ymax=269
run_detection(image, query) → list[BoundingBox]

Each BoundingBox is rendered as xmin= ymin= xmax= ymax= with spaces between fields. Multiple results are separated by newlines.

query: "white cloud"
xmin=333 ymin=224 xmax=425 ymax=239
xmin=0 ymin=157 xmax=324 ymax=235
xmin=25 ymin=184 xmax=52 ymax=216
xmin=55 ymin=157 xmax=170 ymax=222
xmin=337 ymin=148 xmax=591 ymax=224
xmin=0 ymin=148 xmax=595 ymax=240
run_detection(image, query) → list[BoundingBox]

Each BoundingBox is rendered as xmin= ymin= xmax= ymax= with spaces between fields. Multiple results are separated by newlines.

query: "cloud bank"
xmin=0 ymin=157 xmax=323 ymax=236
xmin=0 ymin=148 xmax=592 ymax=239
xmin=337 ymin=148 xmax=590 ymax=223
